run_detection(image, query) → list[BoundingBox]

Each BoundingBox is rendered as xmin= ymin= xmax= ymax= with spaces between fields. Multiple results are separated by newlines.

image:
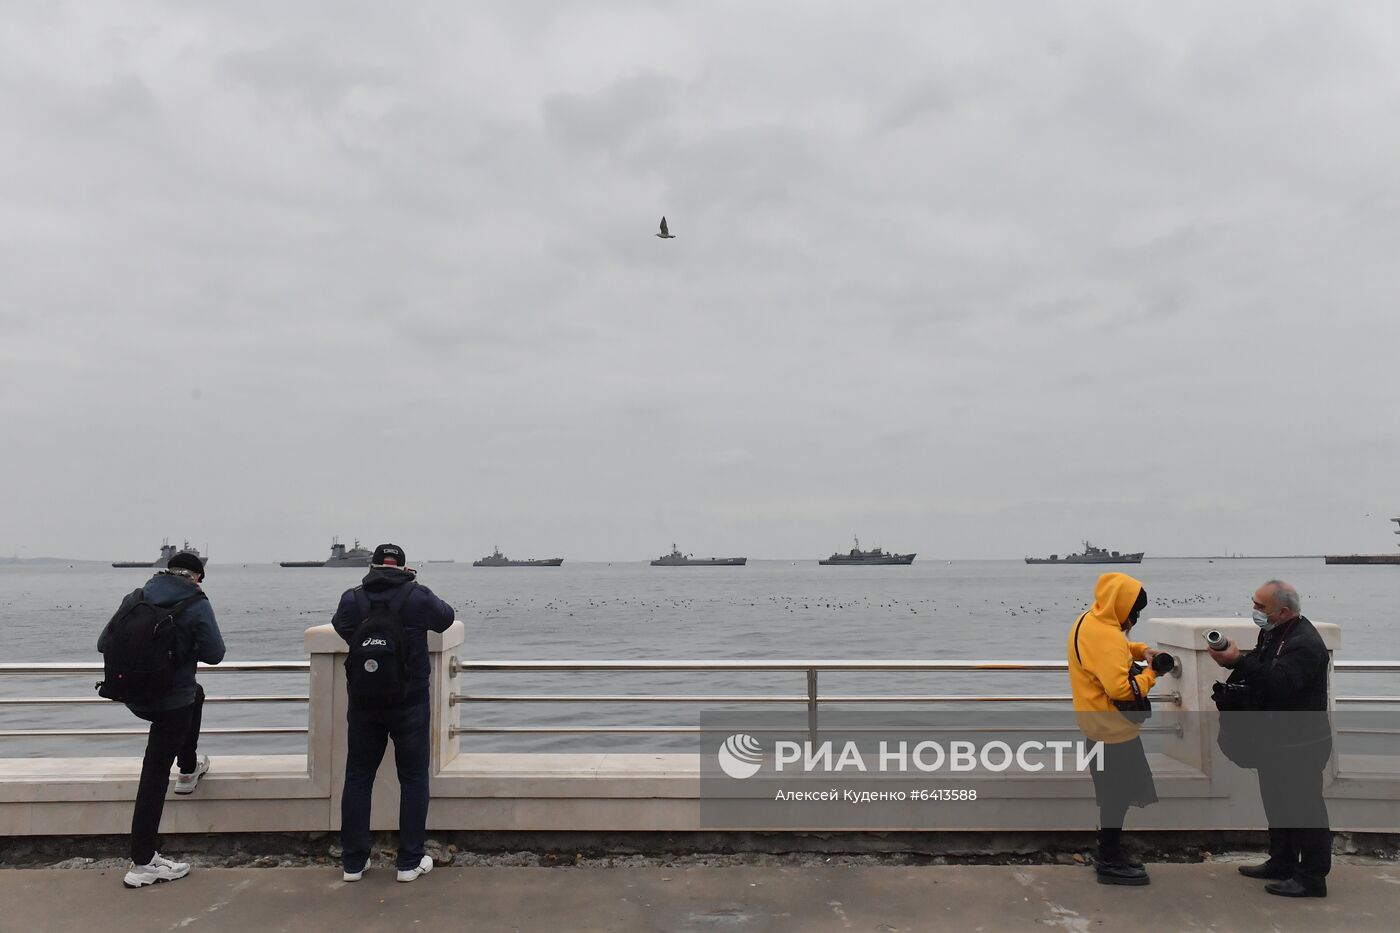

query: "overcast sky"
xmin=2 ymin=1 xmax=1398 ymax=562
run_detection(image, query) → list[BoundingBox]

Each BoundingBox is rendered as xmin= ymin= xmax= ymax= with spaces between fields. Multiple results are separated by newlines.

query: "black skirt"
xmin=1089 ymin=735 xmax=1158 ymax=812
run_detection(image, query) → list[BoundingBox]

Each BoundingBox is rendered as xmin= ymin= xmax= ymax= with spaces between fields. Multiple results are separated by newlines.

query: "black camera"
xmin=1150 ymin=651 xmax=1175 ymax=675
xmin=1212 ymin=680 xmax=1253 ymax=711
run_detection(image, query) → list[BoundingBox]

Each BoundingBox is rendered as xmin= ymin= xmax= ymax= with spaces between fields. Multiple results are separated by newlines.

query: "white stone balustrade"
xmin=2 ymin=617 xmax=1397 ymax=838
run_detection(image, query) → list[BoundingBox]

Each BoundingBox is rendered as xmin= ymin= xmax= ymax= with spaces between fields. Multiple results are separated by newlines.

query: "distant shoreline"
xmin=0 ymin=554 xmax=1339 ymax=566
xmin=0 ymin=557 xmax=109 ymax=566
xmin=1149 ymin=555 xmax=1325 ymax=561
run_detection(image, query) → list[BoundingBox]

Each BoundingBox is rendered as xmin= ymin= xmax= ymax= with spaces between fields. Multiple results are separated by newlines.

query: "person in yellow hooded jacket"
xmin=1067 ymin=572 xmax=1167 ymax=886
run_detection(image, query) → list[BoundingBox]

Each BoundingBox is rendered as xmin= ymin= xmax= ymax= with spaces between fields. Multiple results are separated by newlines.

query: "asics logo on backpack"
xmin=361 ymin=637 xmax=388 ymax=647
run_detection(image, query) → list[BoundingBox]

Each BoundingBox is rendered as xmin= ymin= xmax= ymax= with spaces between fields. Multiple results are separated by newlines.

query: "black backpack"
xmin=96 ymin=589 xmax=205 ymax=704
xmin=345 ymin=583 xmax=415 ymax=707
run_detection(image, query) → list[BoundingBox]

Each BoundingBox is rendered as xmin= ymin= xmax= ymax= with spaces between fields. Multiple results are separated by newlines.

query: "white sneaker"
xmin=174 ymin=755 xmax=210 ymax=795
xmin=343 ymin=859 xmax=368 ymax=883
xmin=396 ymin=856 xmax=433 ymax=882
xmin=124 ymin=852 xmax=190 ymax=888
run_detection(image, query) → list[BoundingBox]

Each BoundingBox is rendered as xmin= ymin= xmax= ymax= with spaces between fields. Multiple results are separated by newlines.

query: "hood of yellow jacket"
xmin=1087 ymin=572 xmax=1144 ymax=630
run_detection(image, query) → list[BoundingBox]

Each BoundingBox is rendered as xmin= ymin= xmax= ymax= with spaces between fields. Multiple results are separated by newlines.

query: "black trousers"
xmin=341 ymin=697 xmax=431 ymax=872
xmin=129 ymin=685 xmax=205 ymax=865
xmin=1257 ymin=755 xmax=1331 ymax=886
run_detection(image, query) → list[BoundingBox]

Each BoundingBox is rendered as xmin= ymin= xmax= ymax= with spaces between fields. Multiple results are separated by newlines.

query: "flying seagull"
xmin=656 ymin=216 xmax=675 ymax=239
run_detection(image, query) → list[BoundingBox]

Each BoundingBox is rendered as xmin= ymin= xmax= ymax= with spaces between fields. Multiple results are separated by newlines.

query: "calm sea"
xmin=3 ymin=558 xmax=1396 ymax=756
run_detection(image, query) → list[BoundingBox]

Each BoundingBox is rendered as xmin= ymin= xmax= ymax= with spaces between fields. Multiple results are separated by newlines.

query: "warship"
xmin=472 ymin=547 xmax=563 ymax=567
xmin=113 ymin=539 xmax=207 ymax=569
xmin=650 ymin=544 xmax=747 ymax=567
xmin=819 ymin=537 xmax=915 ymax=565
xmin=1325 ymin=518 xmax=1400 ymax=565
xmin=280 ymin=537 xmax=373 ymax=568
xmin=1025 ymin=541 xmax=1144 ymax=564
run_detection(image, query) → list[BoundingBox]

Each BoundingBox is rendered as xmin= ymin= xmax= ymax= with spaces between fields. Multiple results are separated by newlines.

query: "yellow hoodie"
xmin=1067 ymin=572 xmax=1156 ymax=744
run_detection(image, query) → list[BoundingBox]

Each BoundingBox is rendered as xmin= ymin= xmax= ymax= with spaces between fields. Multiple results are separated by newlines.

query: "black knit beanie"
xmin=167 ymin=551 xmax=205 ymax=577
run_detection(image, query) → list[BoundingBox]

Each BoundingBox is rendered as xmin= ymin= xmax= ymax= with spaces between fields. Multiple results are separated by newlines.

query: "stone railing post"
xmin=304 ymin=624 xmax=345 ymax=808
xmin=305 ymin=621 xmax=464 ymax=831
xmin=430 ymin=621 xmax=464 ymax=772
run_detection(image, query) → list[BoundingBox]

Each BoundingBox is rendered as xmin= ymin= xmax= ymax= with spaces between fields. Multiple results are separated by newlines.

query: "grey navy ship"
xmin=1325 ymin=517 xmax=1400 ymax=565
xmin=650 ymin=544 xmax=746 ymax=567
xmin=114 ymin=539 xmax=207 ymax=569
xmin=1025 ymin=541 xmax=1144 ymax=564
xmin=473 ymin=547 xmax=563 ymax=567
xmin=281 ymin=537 xmax=373 ymax=568
xmin=819 ymin=536 xmax=915 ymax=565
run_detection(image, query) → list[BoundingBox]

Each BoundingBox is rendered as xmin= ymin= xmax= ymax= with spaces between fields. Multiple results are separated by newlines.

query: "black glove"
xmin=1150 ymin=651 xmax=1175 ymax=675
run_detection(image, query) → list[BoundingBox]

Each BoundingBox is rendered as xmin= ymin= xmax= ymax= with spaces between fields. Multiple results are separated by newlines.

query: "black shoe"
xmin=1095 ymin=859 xmax=1150 ymax=886
xmin=1265 ymin=878 xmax=1327 ymax=898
xmin=1238 ymin=861 xmax=1294 ymax=880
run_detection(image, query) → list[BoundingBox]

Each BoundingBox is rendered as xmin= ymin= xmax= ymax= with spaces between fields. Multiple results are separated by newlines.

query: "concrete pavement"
xmin=4 ymin=863 xmax=1399 ymax=931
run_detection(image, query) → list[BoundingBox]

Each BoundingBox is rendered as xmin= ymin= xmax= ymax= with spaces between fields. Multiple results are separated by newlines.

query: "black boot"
xmin=1096 ymin=830 xmax=1149 ymax=886
xmin=1096 ymin=829 xmax=1144 ymax=869
xmin=1095 ymin=857 xmax=1150 ymax=886
xmin=1239 ymin=861 xmax=1293 ymax=880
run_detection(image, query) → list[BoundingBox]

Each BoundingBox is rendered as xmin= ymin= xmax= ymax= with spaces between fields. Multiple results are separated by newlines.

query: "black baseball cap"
xmin=372 ymin=543 xmax=406 ymax=567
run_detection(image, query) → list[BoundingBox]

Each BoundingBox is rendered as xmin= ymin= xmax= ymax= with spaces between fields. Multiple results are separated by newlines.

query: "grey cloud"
xmin=657 ymin=122 xmax=816 ymax=208
xmin=218 ymin=39 xmax=392 ymax=109
xmin=542 ymin=73 xmax=680 ymax=154
xmin=873 ymin=80 xmax=956 ymax=135
xmin=1137 ymin=281 xmax=1191 ymax=318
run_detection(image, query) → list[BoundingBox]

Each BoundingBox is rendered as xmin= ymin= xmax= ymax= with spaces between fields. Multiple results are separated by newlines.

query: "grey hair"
xmin=1265 ymin=579 xmax=1301 ymax=613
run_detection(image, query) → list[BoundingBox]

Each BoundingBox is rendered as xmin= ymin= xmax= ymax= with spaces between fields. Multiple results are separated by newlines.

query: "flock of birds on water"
xmin=18 ymin=587 xmax=1342 ymax=625
xmin=26 ymin=592 xmax=1321 ymax=621
xmin=354 ymin=591 xmax=1225 ymax=623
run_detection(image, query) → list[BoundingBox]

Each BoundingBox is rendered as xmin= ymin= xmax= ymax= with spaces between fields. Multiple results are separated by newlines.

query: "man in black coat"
xmin=1209 ymin=579 xmax=1332 ymax=898
xmin=98 ymin=551 xmax=225 ymax=888
xmin=331 ymin=543 xmax=455 ymax=884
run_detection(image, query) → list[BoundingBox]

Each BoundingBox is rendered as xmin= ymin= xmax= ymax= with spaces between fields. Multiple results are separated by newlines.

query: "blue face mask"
xmin=1252 ymin=609 xmax=1273 ymax=630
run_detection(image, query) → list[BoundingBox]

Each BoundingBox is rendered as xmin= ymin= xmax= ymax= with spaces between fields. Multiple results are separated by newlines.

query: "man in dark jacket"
xmin=332 ymin=543 xmax=455 ymax=883
xmin=1209 ymin=579 xmax=1331 ymax=897
xmin=97 ymin=550 xmax=225 ymax=888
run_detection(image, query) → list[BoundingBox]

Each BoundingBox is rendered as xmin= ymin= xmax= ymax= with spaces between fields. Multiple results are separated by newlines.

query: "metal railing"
xmin=2 ymin=658 xmax=1397 ymax=743
xmin=449 ymin=659 xmax=1185 ymax=738
xmin=0 ymin=661 xmax=309 ymax=739
xmin=1335 ymin=661 xmax=1400 ymax=704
